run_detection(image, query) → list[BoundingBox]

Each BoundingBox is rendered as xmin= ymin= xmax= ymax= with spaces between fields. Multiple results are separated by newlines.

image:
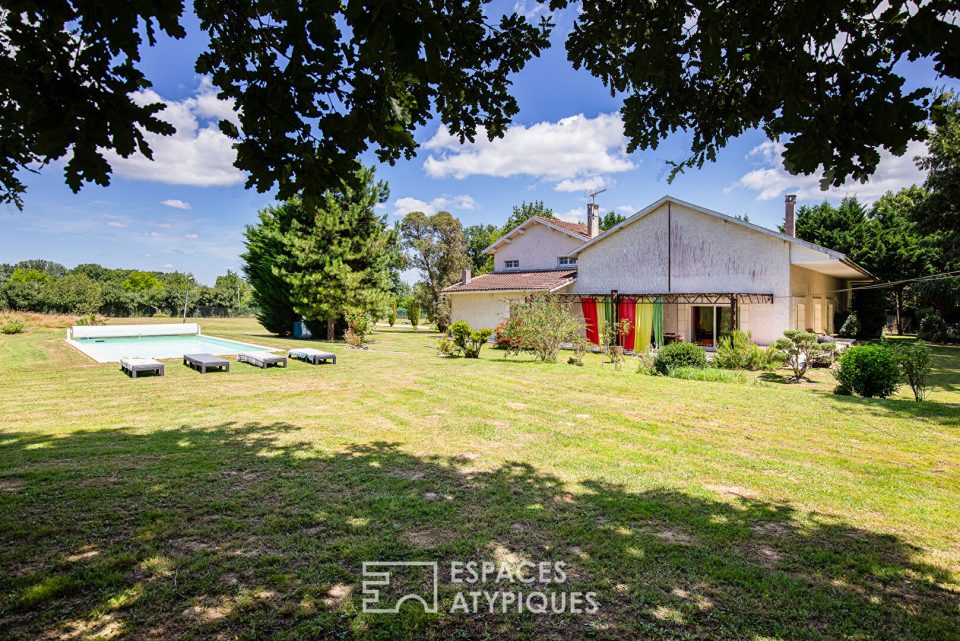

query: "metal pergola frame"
xmin=545 ymin=291 xmax=774 ymax=345
xmin=550 ymin=292 xmax=774 ymax=305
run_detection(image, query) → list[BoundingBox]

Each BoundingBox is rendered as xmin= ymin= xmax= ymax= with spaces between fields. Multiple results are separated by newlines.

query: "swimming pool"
xmin=68 ymin=333 xmax=277 ymax=363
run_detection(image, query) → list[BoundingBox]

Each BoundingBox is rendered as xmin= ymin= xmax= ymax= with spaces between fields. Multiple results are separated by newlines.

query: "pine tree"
xmin=281 ymin=168 xmax=403 ymax=339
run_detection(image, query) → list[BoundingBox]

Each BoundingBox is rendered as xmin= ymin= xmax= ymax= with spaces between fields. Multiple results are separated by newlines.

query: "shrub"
xmin=433 ymin=300 xmax=452 ymax=333
xmin=833 ymin=344 xmax=901 ymax=398
xmin=917 ymin=311 xmax=945 ymax=343
xmin=74 ymin=312 xmax=105 ymax=326
xmin=1 ymin=319 xmax=25 ymax=334
xmin=893 ymin=341 xmax=932 ymax=402
xmin=344 ymin=327 xmax=363 ymax=348
xmin=771 ymin=330 xmax=835 ymax=382
xmin=494 ymin=316 xmax=525 ymax=350
xmin=450 ymin=321 xmax=493 ymax=358
xmin=342 ymin=307 xmax=371 ymax=346
xmin=838 ymin=310 xmax=860 ymax=338
xmin=714 ymin=330 xmax=774 ymax=370
xmin=567 ymin=335 xmax=588 ymax=366
xmin=509 ymin=294 xmax=581 ymax=363
xmin=653 ymin=341 xmax=707 ymax=375
xmin=436 ymin=336 xmax=456 ymax=357
xmin=666 ymin=366 xmax=746 ymax=384
xmin=387 ymin=304 xmax=397 ymax=327
xmin=635 ymin=348 xmax=656 ymax=375
xmin=407 ymin=304 xmax=420 ymax=328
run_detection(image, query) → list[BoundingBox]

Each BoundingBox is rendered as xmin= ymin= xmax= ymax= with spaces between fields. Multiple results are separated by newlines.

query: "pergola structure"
xmin=548 ymin=291 xmax=775 ymax=344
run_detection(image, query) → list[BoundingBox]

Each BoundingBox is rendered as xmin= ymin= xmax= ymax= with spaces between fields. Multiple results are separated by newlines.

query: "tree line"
xmin=0 ymin=260 xmax=252 ymax=318
xmin=792 ymin=97 xmax=960 ymax=341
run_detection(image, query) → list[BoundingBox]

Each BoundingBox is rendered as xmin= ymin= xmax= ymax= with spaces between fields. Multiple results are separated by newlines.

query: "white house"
xmin=443 ymin=195 xmax=873 ymax=347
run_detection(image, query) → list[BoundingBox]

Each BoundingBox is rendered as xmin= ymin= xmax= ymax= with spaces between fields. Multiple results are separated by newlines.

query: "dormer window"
xmin=504 ymin=260 xmax=520 ymax=270
xmin=558 ymin=256 xmax=577 ymax=267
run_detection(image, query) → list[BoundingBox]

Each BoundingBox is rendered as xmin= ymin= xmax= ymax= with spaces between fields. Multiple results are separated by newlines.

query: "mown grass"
xmin=1 ymin=317 xmax=958 ymax=640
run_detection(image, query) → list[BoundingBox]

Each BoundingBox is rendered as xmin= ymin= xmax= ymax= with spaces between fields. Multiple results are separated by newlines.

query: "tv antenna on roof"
xmin=588 ymin=187 xmax=607 ymax=204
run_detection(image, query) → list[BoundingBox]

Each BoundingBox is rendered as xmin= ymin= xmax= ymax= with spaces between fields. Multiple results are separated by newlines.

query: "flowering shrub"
xmin=342 ymin=307 xmax=371 ymax=346
xmin=494 ymin=316 xmax=525 ymax=350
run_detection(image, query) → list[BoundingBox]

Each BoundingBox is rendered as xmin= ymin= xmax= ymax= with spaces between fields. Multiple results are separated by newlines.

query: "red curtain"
xmin=581 ymin=297 xmax=599 ymax=344
xmin=618 ymin=298 xmax=637 ymax=351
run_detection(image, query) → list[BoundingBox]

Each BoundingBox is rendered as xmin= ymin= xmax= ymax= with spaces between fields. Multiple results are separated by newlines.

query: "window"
xmin=558 ymin=256 xmax=577 ymax=267
xmin=504 ymin=260 xmax=520 ymax=270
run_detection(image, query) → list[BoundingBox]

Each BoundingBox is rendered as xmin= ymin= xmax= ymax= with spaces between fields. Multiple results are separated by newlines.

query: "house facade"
xmin=442 ymin=195 xmax=873 ymax=347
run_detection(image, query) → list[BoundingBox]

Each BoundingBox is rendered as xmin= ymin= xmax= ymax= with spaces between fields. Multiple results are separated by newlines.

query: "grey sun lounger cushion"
xmin=288 ymin=348 xmax=337 ymax=365
xmin=183 ymin=353 xmax=230 ymax=373
xmin=237 ymin=351 xmax=288 ymax=369
xmin=120 ymin=357 xmax=164 ymax=378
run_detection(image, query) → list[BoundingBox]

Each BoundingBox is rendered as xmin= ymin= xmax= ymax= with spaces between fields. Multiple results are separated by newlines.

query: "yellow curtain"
xmin=635 ymin=303 xmax=654 ymax=352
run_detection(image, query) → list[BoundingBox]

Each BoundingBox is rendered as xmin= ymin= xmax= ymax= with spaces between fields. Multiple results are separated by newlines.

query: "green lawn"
xmin=1 ymin=317 xmax=958 ymax=640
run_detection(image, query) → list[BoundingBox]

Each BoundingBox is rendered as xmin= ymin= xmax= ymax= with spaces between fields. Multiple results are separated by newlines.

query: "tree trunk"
xmin=326 ymin=318 xmax=334 ymax=341
xmin=894 ymin=289 xmax=904 ymax=336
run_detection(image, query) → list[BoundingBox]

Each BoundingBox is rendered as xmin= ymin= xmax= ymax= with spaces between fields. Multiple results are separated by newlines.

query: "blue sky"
xmin=2 ymin=5 xmax=956 ymax=284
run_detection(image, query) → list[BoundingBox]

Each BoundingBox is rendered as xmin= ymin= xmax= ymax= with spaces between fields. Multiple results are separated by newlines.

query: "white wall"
xmin=574 ymin=201 xmax=793 ymax=344
xmin=790 ymin=266 xmax=846 ymax=334
xmin=493 ymin=223 xmax=583 ymax=271
xmin=449 ymin=292 xmax=525 ymax=330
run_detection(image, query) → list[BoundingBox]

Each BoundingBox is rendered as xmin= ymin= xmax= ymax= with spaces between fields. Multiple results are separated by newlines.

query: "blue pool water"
xmin=70 ymin=334 xmax=275 ymax=363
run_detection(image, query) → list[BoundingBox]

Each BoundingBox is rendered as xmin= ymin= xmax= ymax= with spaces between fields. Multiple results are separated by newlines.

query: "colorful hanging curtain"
xmin=580 ymin=297 xmax=600 ymax=344
xmin=635 ymin=302 xmax=654 ymax=353
xmin=653 ymin=297 xmax=665 ymax=347
xmin=618 ymin=298 xmax=637 ymax=351
xmin=598 ymin=297 xmax=614 ymax=339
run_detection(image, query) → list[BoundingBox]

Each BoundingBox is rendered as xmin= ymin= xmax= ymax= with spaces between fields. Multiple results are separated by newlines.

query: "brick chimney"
xmin=587 ymin=202 xmax=600 ymax=238
xmin=461 ymin=267 xmax=471 ymax=285
xmin=784 ymin=194 xmax=796 ymax=237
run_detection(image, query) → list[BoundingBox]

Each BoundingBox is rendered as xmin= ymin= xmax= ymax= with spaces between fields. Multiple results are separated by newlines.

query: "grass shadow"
xmin=0 ymin=425 xmax=957 ymax=640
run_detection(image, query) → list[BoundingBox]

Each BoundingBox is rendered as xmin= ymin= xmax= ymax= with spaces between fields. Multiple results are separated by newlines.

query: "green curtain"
xmin=635 ymin=303 xmax=654 ymax=352
xmin=653 ymin=297 xmax=664 ymax=347
xmin=596 ymin=298 xmax=614 ymax=338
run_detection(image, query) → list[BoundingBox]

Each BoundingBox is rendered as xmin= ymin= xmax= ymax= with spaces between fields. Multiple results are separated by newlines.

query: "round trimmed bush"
xmin=833 ymin=344 xmax=901 ymax=398
xmin=654 ymin=341 xmax=707 ymax=375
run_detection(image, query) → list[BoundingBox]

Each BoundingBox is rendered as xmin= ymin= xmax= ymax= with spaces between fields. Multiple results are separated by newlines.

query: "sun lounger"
xmin=237 ymin=351 xmax=287 ymax=369
xmin=288 ymin=348 xmax=337 ymax=365
xmin=183 ymin=353 xmax=230 ymax=373
xmin=120 ymin=357 xmax=164 ymax=378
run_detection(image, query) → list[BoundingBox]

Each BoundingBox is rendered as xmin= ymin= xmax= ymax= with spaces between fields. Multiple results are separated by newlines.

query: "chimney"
xmin=784 ymin=194 xmax=796 ymax=237
xmin=587 ymin=202 xmax=600 ymax=238
xmin=461 ymin=267 xmax=471 ymax=285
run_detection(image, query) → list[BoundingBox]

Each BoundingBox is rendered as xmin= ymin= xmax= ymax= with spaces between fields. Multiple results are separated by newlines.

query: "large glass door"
xmin=692 ymin=306 xmax=714 ymax=346
xmin=691 ymin=305 xmax=732 ymax=347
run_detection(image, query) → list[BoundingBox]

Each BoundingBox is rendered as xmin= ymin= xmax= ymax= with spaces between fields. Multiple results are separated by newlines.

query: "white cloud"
xmin=555 ymin=207 xmax=584 ymax=224
xmin=513 ymin=0 xmax=549 ymax=19
xmin=616 ymin=204 xmax=635 ymax=214
xmin=422 ymin=113 xmax=635 ymax=190
xmin=104 ymin=78 xmax=244 ymax=187
xmin=727 ymin=140 xmax=927 ymax=202
xmin=161 ymin=263 xmax=175 ymax=270
xmin=107 ymin=220 xmax=127 ymax=228
xmin=555 ymin=176 xmax=606 ymax=193
xmin=391 ymin=194 xmax=478 ymax=217
xmin=184 ymin=233 xmax=199 ymax=240
xmin=161 ymin=199 xmax=192 ymax=210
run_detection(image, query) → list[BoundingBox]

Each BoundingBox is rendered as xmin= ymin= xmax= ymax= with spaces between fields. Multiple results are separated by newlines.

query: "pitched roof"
xmin=539 ymin=217 xmax=590 ymax=239
xmin=442 ymin=269 xmax=577 ymax=293
xmin=570 ymin=195 xmax=874 ymax=280
xmin=483 ymin=216 xmax=592 ymax=254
